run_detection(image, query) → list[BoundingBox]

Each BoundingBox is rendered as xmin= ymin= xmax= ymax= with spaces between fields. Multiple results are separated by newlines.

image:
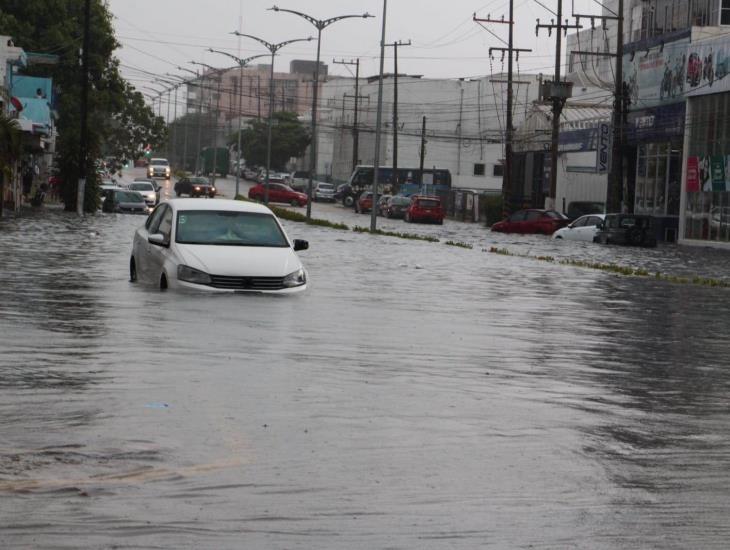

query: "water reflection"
xmin=1 ymin=207 xmax=729 ymax=548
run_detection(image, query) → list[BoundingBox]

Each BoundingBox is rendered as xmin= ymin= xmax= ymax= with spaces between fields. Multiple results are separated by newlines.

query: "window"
xmin=473 ymin=163 xmax=485 ymax=176
xmin=723 ymin=0 xmax=730 ymax=25
xmin=508 ymin=211 xmax=526 ymax=222
xmin=572 ymin=217 xmax=587 ymax=228
xmin=158 ymin=207 xmax=173 ymax=240
xmin=526 ymin=211 xmax=542 ymax=221
xmin=493 ymin=164 xmax=504 ymax=177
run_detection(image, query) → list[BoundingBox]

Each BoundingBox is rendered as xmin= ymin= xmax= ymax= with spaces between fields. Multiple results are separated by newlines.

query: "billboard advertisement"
xmin=624 ymin=37 xmax=690 ymax=109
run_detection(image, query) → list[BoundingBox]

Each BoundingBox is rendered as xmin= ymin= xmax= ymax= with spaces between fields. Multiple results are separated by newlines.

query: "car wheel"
xmin=130 ymin=257 xmax=137 ymax=282
xmin=344 ymin=196 xmax=354 ymax=207
xmin=176 ymin=191 xmax=181 ymax=197
xmin=291 ymin=199 xmax=299 ymax=207
xmin=160 ymin=273 xmax=168 ymax=291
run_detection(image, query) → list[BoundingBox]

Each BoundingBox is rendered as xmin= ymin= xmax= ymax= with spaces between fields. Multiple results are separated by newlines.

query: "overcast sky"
xmin=109 ymin=0 xmax=603 ymax=89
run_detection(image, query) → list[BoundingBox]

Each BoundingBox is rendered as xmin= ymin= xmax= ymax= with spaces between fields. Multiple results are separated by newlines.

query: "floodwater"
xmin=1 ymin=201 xmax=730 ymax=549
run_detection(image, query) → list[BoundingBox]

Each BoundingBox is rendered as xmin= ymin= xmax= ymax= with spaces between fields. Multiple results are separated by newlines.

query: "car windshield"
xmin=175 ymin=210 xmax=289 ymax=247
xmin=318 ymin=184 xmax=334 ymax=190
xmin=417 ymin=199 xmax=440 ymax=208
xmin=545 ymin=210 xmax=567 ymax=219
xmin=150 ymin=159 xmax=168 ymax=166
xmin=129 ymin=183 xmax=154 ymax=191
xmin=118 ymin=191 xmax=144 ymax=202
xmin=391 ymin=196 xmax=411 ymax=205
xmin=188 ymin=178 xmax=210 ymax=185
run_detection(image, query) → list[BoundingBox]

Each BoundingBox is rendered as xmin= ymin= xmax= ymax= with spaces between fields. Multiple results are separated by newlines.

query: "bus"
xmin=336 ymin=165 xmax=452 ymax=207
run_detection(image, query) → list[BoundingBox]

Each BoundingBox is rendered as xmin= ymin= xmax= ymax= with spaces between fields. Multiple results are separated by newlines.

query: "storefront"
xmin=624 ymin=34 xmax=689 ymax=241
xmin=679 ymin=33 xmax=730 ymax=247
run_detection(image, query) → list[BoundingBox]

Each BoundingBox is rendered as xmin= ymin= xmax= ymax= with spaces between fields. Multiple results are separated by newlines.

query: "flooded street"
xmin=2 ymin=192 xmax=730 ymax=549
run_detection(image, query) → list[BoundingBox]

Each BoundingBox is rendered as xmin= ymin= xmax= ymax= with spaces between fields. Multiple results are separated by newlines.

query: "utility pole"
xmin=474 ymin=10 xmax=531 ymax=215
xmin=536 ymin=2 xmax=581 ymax=209
xmin=419 ymin=115 xmax=427 ymax=185
xmin=334 ymin=58 xmax=363 ymax=172
xmin=569 ymin=6 xmax=623 ymax=212
xmin=77 ymin=0 xmax=91 ymax=215
xmin=384 ymin=40 xmax=411 ymax=194
xmin=370 ymin=0 xmax=388 ymax=232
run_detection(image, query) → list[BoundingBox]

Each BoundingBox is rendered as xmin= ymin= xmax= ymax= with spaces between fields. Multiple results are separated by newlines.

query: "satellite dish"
xmin=10 ymin=96 xmax=23 ymax=112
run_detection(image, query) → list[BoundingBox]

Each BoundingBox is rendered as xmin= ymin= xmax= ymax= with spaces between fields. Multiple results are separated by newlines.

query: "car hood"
xmin=176 ymin=243 xmax=302 ymax=277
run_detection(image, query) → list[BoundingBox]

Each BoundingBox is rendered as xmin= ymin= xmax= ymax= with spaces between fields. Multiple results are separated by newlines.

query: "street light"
xmin=269 ymin=6 xmax=374 ymax=219
xmin=208 ymin=48 xmax=268 ymax=199
xmin=190 ymin=61 xmax=225 ymax=181
xmin=231 ymin=31 xmax=313 ymax=205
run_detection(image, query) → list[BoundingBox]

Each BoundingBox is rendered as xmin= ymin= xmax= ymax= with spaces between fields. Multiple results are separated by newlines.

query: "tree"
xmin=235 ymin=112 xmax=310 ymax=171
xmin=0 ymin=112 xmax=22 ymax=216
xmin=0 ymin=1 xmax=166 ymax=212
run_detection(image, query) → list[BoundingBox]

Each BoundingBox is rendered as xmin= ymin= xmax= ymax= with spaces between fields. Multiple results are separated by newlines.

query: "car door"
xmin=505 ymin=210 xmax=526 ymax=232
xmin=136 ymin=204 xmax=166 ymax=280
xmin=524 ymin=210 xmax=543 ymax=233
xmin=563 ymin=216 xmax=587 ymax=240
xmin=577 ymin=216 xmax=603 ymax=242
xmin=145 ymin=204 xmax=173 ymax=283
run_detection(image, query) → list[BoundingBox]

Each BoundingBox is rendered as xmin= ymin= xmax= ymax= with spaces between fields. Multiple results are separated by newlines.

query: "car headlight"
xmin=177 ymin=265 xmax=211 ymax=285
xmin=282 ymin=268 xmax=306 ymax=288
xmin=194 ymin=186 xmax=201 ymax=191
xmin=211 ymin=187 xmax=216 ymax=192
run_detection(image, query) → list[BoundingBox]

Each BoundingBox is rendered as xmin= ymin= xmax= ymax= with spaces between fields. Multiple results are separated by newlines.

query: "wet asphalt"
xmin=1 ymin=170 xmax=729 ymax=549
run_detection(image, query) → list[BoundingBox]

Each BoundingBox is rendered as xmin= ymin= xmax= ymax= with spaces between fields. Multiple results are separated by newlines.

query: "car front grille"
xmin=208 ymin=274 xmax=286 ymax=291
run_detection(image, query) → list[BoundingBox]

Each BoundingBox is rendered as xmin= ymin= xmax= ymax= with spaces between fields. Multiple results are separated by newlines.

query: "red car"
xmin=248 ymin=182 xmax=307 ymax=206
xmin=404 ymin=195 xmax=445 ymax=224
xmin=355 ymin=192 xmax=373 ymax=213
xmin=491 ymin=209 xmax=569 ymax=234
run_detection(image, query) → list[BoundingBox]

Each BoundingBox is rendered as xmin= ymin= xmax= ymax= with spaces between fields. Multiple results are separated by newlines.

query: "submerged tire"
xmin=130 ymin=257 xmax=137 ymax=282
xmin=160 ymin=274 xmax=168 ymax=290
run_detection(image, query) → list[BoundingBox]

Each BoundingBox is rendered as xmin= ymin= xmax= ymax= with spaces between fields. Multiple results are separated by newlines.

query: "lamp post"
xmin=178 ymin=66 xmax=201 ymax=172
xmin=269 ymin=6 xmax=373 ymax=218
xmin=370 ymin=0 xmax=388 ymax=232
xmin=208 ymin=49 xmax=268 ymax=199
xmin=190 ymin=61 xmax=225 ymax=180
xmin=232 ymin=31 xmax=312 ymax=205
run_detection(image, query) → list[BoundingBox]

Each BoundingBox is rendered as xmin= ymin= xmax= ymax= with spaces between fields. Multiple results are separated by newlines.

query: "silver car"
xmin=313 ymin=182 xmax=335 ymax=202
xmin=128 ymin=181 xmax=158 ymax=207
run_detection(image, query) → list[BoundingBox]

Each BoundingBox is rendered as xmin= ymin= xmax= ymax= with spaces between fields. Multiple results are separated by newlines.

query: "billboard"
xmin=624 ymin=37 xmax=690 ymax=109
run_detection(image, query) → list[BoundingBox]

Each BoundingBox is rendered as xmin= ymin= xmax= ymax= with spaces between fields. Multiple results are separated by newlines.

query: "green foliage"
xmin=487 ymin=247 xmax=730 ymax=288
xmin=238 ymin=112 xmax=310 ymax=171
xmin=167 ymin=111 xmax=216 ymax=172
xmin=352 ymin=226 xmax=440 ymax=242
xmin=481 ymin=194 xmax=504 ymax=226
xmin=445 ymin=240 xmax=473 ymax=249
xmin=0 ymin=0 xmax=166 ymax=212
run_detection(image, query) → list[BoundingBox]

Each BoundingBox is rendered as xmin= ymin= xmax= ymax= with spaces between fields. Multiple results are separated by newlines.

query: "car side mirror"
xmin=293 ymin=239 xmax=309 ymax=251
xmin=148 ymin=233 xmax=168 ymax=247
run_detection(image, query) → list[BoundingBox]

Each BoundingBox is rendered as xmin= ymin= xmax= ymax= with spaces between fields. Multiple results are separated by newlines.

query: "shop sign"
xmin=686 ymin=156 xmax=699 ymax=192
xmin=686 ymin=34 xmax=730 ymax=98
xmin=596 ymin=123 xmax=611 ymax=173
xmin=711 ymin=155 xmax=726 ymax=191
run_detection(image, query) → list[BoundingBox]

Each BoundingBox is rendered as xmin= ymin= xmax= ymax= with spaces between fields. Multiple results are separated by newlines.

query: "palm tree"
xmin=0 ymin=112 xmax=22 ymax=216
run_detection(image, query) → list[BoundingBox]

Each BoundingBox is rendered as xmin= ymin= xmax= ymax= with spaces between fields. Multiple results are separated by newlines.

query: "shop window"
xmin=723 ymin=0 xmax=730 ymax=25
xmin=473 ymin=163 xmax=485 ymax=176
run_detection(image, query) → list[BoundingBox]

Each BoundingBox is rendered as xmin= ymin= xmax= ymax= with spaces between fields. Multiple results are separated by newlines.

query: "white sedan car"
xmin=130 ymin=199 xmax=308 ymax=293
xmin=552 ymin=213 xmax=606 ymax=242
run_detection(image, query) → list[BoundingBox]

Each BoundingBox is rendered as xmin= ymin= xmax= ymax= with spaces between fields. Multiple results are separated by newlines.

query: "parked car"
xmin=491 ymin=209 xmax=569 ymax=234
xmin=381 ymin=195 xmax=411 ymax=219
xmin=355 ymin=192 xmax=373 ymax=213
xmin=404 ymin=195 xmax=445 ymax=224
xmin=147 ymin=157 xmax=171 ymax=179
xmin=566 ymin=201 xmax=604 ymax=221
xmin=127 ymin=180 xmax=158 ymax=207
xmin=290 ymin=170 xmax=310 ymax=191
xmin=594 ymin=214 xmax=657 ymax=247
xmin=130 ymin=199 xmax=309 ymax=293
xmin=314 ymin=182 xmax=336 ymax=202
xmin=248 ymin=182 xmax=307 ymax=207
xmin=102 ymin=189 xmax=149 ymax=214
xmin=174 ymin=176 xmax=216 ymax=198
xmin=552 ymin=213 xmax=606 ymax=242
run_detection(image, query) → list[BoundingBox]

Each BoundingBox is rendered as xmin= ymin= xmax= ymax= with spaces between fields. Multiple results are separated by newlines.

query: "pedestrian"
xmin=21 ymin=163 xmax=33 ymax=203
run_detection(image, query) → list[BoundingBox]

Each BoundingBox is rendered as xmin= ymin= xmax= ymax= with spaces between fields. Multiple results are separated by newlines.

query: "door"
xmin=146 ymin=205 xmax=173 ymax=284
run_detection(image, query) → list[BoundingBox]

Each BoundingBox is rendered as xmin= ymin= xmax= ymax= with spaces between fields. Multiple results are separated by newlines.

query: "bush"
xmin=481 ymin=194 xmax=504 ymax=226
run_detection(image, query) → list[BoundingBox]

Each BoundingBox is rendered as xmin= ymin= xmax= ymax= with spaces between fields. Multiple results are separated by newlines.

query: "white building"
xmin=316 ymin=72 xmax=542 ymax=191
